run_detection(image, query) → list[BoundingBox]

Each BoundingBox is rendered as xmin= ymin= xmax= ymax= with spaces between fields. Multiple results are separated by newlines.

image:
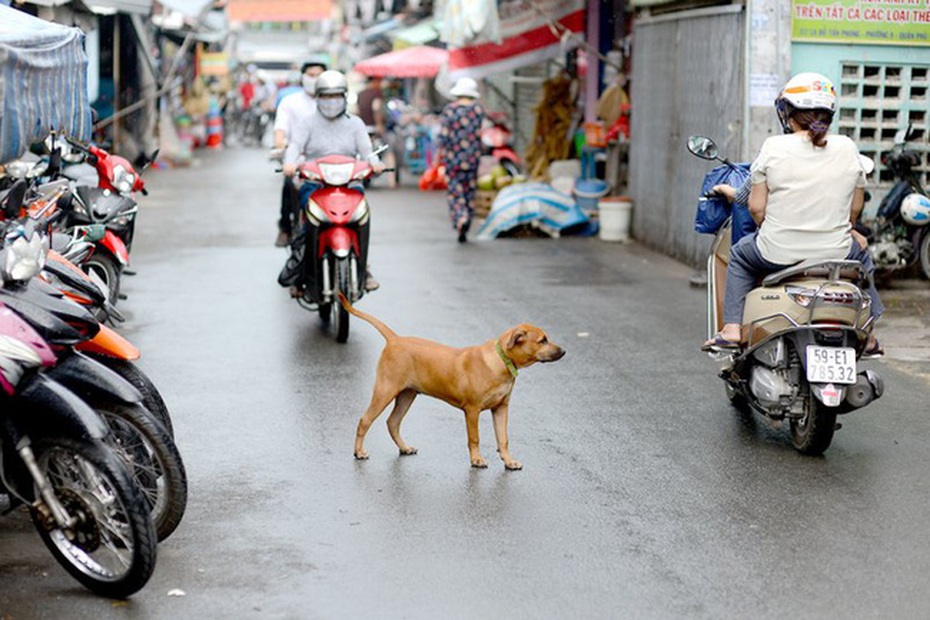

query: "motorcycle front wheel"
xmin=918 ymin=231 xmax=930 ymax=280
xmin=84 ymin=251 xmax=122 ymax=308
xmin=332 ymin=257 xmax=351 ymax=343
xmin=29 ymin=437 xmax=157 ymax=598
xmin=790 ymin=391 xmax=837 ymax=455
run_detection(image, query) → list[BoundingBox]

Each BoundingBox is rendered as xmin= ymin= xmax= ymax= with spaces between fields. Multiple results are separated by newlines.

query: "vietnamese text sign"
xmin=792 ymin=0 xmax=930 ymax=46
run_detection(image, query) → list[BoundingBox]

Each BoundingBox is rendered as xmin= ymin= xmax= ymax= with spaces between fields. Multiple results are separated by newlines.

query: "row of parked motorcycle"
xmin=0 ymin=133 xmax=184 ymax=597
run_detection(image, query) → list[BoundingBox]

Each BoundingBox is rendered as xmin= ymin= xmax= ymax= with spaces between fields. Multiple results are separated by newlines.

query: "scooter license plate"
xmin=806 ymin=345 xmax=857 ymax=385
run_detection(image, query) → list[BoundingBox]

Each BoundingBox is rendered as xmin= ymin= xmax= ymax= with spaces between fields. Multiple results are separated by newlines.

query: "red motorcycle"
xmin=60 ymin=135 xmax=156 ymax=301
xmin=287 ymin=154 xmax=379 ymax=342
xmin=481 ymin=111 xmax=522 ymax=177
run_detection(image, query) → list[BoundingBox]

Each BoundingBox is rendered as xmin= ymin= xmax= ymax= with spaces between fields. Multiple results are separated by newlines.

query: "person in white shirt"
xmin=271 ymin=60 xmax=326 ymax=247
xmin=705 ymin=72 xmax=884 ymax=356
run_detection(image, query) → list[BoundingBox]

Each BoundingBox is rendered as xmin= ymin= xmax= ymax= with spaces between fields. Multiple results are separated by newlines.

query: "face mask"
xmin=302 ymin=75 xmax=317 ymax=96
xmin=317 ymin=97 xmax=346 ymax=119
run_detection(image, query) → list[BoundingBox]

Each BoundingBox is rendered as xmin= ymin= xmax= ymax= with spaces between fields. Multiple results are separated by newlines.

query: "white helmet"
xmin=775 ymin=72 xmax=837 ymax=134
xmin=314 ymin=70 xmax=348 ymax=97
xmin=901 ymin=193 xmax=930 ymax=226
xmin=778 ymin=72 xmax=837 ymax=112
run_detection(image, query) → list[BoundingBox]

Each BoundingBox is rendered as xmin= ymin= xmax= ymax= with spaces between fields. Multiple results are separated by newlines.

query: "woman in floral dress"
xmin=437 ymin=77 xmax=485 ymax=242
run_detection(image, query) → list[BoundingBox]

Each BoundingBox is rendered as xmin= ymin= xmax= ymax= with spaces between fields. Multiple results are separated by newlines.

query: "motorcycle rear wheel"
xmin=790 ymin=392 xmax=837 ymax=455
xmin=918 ymin=231 xmax=930 ymax=280
xmin=501 ymin=158 xmax=522 ymax=178
xmin=30 ymin=437 xmax=157 ymax=598
xmin=87 ymin=354 xmax=174 ymax=437
xmin=96 ymin=402 xmax=187 ymax=542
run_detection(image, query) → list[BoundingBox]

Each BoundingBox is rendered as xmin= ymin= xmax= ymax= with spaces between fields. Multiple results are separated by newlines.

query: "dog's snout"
xmin=542 ymin=345 xmax=565 ymax=362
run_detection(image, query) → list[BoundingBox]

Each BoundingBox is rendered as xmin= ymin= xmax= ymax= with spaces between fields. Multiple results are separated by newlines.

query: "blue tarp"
xmin=475 ymin=182 xmax=591 ymax=240
xmin=0 ymin=6 xmax=92 ymax=163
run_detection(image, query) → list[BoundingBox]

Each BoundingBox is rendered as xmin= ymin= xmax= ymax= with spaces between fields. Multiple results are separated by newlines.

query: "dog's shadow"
xmin=353 ymin=450 xmax=520 ymax=524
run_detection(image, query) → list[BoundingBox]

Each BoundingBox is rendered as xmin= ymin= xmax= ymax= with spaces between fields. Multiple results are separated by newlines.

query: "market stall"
xmin=0 ymin=6 xmax=92 ymax=162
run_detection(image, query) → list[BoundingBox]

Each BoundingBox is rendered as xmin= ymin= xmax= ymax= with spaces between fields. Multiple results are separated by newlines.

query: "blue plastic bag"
xmin=694 ymin=163 xmax=754 ymax=243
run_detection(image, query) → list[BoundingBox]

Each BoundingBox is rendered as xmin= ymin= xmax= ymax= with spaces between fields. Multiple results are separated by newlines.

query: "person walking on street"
xmin=436 ymin=77 xmax=485 ymax=242
xmin=271 ymin=60 xmax=327 ymax=247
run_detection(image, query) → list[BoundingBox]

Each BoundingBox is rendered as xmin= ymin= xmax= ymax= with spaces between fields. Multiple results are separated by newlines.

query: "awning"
xmin=355 ymin=15 xmax=404 ymax=43
xmin=156 ymin=0 xmax=213 ymax=18
xmin=81 ymin=0 xmax=152 ymax=14
xmin=16 ymin=0 xmax=152 ymax=13
xmin=225 ymin=0 xmax=332 ymax=22
xmin=0 ymin=5 xmax=92 ymax=162
xmin=388 ymin=19 xmax=440 ymax=49
xmin=354 ymin=45 xmax=448 ymax=78
xmin=447 ymin=0 xmax=584 ymax=80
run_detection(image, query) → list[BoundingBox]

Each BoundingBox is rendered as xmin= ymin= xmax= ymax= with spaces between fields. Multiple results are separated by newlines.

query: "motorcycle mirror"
xmin=46 ymin=147 xmax=62 ymax=178
xmin=1 ymin=179 xmax=27 ymax=218
xmin=687 ymin=136 xmax=719 ymax=161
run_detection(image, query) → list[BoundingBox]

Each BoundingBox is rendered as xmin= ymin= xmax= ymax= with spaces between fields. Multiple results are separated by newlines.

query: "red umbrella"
xmin=354 ymin=46 xmax=449 ymax=78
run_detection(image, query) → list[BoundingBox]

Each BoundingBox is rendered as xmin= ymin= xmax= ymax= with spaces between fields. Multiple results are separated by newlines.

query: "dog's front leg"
xmin=464 ymin=408 xmax=487 ymax=468
xmin=492 ymin=403 xmax=521 ymax=470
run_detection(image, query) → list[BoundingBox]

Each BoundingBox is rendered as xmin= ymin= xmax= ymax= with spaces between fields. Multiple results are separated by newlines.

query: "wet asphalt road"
xmin=2 ymin=145 xmax=930 ymax=619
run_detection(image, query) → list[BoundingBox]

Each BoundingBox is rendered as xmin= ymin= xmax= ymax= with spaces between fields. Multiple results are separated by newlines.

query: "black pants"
xmin=279 ymin=176 xmax=299 ymax=234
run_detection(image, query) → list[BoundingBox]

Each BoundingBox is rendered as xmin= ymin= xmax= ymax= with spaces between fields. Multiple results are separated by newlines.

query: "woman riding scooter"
xmin=280 ymin=70 xmax=384 ymax=298
xmin=704 ymin=72 xmax=884 ymax=356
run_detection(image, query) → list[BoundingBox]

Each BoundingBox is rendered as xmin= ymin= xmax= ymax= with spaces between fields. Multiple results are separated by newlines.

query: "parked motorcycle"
xmin=285 ymin=153 xmax=384 ymax=342
xmin=689 ymin=135 xmax=884 ymax=455
xmin=1 ymin=202 xmax=185 ymax=541
xmin=60 ymin=134 xmax=157 ymax=300
xmin=481 ymin=111 xmax=522 ymax=177
xmin=0 ymin=243 xmax=157 ymax=596
xmin=855 ymin=124 xmax=930 ymax=279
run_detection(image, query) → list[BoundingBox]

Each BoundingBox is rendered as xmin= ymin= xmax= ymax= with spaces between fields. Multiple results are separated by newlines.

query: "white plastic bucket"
xmin=598 ymin=197 xmax=633 ymax=242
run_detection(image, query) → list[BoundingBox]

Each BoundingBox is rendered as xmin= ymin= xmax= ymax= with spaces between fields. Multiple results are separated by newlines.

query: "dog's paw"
xmin=471 ymin=456 xmax=488 ymax=468
xmin=504 ymin=460 xmax=523 ymax=471
xmin=354 ymin=450 xmax=370 ymax=460
xmin=398 ymin=446 xmax=418 ymax=456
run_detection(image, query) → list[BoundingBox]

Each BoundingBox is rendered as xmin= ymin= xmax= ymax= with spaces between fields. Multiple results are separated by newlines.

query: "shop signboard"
xmin=791 ymin=0 xmax=930 ymax=46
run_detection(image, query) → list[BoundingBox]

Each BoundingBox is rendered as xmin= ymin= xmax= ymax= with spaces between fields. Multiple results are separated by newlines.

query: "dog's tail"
xmin=338 ymin=293 xmax=397 ymax=341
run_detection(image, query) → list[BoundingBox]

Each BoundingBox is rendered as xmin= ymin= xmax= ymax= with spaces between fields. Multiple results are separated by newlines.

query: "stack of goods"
xmin=524 ymin=75 xmax=574 ymax=179
xmin=475 ymin=164 xmax=527 ymax=218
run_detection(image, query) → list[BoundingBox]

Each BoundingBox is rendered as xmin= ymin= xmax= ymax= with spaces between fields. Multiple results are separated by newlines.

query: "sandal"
xmin=701 ymin=334 xmax=741 ymax=352
xmin=862 ymin=338 xmax=884 ymax=359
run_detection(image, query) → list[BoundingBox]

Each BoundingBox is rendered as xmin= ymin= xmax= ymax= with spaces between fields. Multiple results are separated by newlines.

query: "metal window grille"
xmin=837 ymin=63 xmax=929 ymax=199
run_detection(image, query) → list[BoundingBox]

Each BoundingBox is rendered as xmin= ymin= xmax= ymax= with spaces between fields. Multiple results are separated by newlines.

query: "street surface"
xmin=2 ymin=145 xmax=930 ymax=619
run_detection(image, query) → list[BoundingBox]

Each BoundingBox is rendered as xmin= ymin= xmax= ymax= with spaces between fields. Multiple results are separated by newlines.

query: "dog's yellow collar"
xmin=496 ymin=340 xmax=518 ymax=379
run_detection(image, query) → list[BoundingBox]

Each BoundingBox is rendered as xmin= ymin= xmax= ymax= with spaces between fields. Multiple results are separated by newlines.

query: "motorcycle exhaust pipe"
xmin=844 ymin=370 xmax=884 ymax=408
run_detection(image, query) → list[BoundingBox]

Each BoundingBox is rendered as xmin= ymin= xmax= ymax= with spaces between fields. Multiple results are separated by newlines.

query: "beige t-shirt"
xmin=750 ymin=132 xmax=866 ymax=264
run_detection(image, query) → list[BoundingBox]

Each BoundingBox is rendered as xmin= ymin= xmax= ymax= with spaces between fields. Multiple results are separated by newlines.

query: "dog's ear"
xmin=507 ymin=328 xmax=527 ymax=350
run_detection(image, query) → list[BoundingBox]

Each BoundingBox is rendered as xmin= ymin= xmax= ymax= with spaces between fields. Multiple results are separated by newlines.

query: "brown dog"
xmin=340 ymin=295 xmax=565 ymax=469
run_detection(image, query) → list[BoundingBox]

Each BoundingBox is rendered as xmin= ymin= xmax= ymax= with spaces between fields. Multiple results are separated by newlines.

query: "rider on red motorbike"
xmin=280 ymin=70 xmax=384 ymax=299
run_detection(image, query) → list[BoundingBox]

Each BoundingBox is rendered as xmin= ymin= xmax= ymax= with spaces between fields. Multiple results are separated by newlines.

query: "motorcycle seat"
xmin=761 ymin=259 xmax=868 ymax=287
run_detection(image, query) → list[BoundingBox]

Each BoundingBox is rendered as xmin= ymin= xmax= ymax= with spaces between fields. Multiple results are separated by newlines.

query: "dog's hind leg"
xmin=355 ymin=384 xmax=400 ymax=460
xmin=386 ymin=388 xmax=418 ymax=455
